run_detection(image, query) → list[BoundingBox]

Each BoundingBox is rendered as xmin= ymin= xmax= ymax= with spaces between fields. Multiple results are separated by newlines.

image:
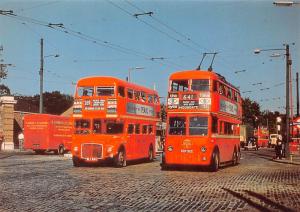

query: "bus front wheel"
xmin=114 ymin=149 xmax=126 ymax=168
xmin=210 ymin=151 xmax=220 ymax=172
xmin=72 ymin=156 xmax=83 ymax=167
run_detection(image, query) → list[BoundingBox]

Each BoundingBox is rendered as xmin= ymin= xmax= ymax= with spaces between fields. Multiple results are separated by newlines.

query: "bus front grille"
xmin=81 ymin=143 xmax=103 ymax=159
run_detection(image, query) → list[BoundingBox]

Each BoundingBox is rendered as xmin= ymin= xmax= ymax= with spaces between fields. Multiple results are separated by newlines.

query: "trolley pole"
xmin=39 ymin=38 xmax=44 ymax=114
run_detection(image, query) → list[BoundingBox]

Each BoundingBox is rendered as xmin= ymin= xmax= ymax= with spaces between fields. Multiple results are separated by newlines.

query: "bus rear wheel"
xmin=58 ymin=145 xmax=65 ymax=155
xmin=232 ymin=149 xmax=238 ymax=166
xmin=210 ymin=151 xmax=220 ymax=172
xmin=114 ymin=149 xmax=126 ymax=168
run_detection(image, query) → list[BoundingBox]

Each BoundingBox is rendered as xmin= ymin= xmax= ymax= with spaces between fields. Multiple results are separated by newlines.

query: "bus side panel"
xmin=216 ymin=137 xmax=237 ymax=163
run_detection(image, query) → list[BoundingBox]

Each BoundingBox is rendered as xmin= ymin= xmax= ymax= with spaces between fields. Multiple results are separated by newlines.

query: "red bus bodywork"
xmin=24 ymin=114 xmax=72 ymax=154
xmin=254 ymin=127 xmax=269 ymax=148
xmin=162 ymin=70 xmax=242 ymax=171
xmin=71 ymin=76 xmax=160 ymax=167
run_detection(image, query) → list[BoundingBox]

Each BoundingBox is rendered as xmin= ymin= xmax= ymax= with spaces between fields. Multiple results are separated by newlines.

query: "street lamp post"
xmin=39 ymin=38 xmax=59 ymax=113
xmin=254 ymin=44 xmax=293 ymax=158
xmin=128 ymin=67 xmax=145 ymax=83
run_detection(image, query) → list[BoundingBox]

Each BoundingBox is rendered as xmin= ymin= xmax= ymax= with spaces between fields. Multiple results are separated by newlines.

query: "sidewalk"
xmin=0 ymin=150 xmax=33 ymax=159
xmin=273 ymin=154 xmax=300 ymax=165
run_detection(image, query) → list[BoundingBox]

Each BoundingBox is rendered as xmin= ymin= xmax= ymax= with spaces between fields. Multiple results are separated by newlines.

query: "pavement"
xmin=272 ymin=153 xmax=300 ymax=165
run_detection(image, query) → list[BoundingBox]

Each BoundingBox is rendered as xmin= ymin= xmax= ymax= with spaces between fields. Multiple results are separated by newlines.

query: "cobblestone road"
xmin=0 ymin=148 xmax=299 ymax=211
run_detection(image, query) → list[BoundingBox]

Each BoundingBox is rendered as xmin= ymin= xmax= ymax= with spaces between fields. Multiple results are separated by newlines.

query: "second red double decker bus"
xmin=161 ymin=70 xmax=242 ymax=171
xmin=72 ymin=76 xmax=160 ymax=167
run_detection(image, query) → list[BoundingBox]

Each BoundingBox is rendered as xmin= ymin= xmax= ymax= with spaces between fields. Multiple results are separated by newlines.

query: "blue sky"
xmin=0 ymin=0 xmax=299 ymax=113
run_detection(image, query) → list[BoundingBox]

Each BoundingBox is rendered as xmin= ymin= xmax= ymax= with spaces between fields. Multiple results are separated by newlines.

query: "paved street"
xmin=0 ymin=148 xmax=299 ymax=212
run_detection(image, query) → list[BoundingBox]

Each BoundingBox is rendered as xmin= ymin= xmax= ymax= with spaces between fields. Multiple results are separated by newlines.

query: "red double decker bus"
xmin=72 ymin=76 xmax=160 ymax=167
xmin=161 ymin=70 xmax=242 ymax=171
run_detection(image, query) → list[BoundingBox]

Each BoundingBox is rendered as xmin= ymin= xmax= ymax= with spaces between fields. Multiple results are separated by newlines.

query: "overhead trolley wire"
xmin=106 ymin=0 xmax=202 ymax=55
xmin=1 ymin=11 xmax=184 ymax=69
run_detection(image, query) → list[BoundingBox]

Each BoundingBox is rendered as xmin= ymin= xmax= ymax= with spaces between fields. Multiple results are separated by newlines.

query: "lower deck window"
xmin=189 ymin=117 xmax=208 ymax=136
xmin=75 ymin=119 xmax=90 ymax=134
xmin=106 ymin=123 xmax=123 ymax=134
xmin=169 ymin=117 xmax=186 ymax=135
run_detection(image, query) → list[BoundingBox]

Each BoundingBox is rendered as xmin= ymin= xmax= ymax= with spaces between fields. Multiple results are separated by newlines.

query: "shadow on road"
xmin=222 ymin=187 xmax=272 ymax=212
xmin=245 ymin=190 xmax=295 ymax=212
xmin=222 ymin=187 xmax=296 ymax=212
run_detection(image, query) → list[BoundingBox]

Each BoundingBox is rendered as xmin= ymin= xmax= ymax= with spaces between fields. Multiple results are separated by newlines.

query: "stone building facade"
xmin=0 ymin=96 xmax=17 ymax=150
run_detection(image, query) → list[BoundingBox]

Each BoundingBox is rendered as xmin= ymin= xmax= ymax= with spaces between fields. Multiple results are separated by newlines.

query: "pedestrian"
xmin=18 ymin=132 xmax=24 ymax=151
xmin=275 ymin=135 xmax=283 ymax=159
xmin=0 ymin=131 xmax=3 ymax=151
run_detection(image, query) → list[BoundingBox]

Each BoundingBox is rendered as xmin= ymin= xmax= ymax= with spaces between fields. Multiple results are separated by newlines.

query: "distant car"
xmin=244 ymin=137 xmax=258 ymax=151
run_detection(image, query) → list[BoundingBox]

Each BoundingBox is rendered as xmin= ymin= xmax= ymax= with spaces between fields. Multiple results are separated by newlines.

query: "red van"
xmin=24 ymin=114 xmax=72 ymax=154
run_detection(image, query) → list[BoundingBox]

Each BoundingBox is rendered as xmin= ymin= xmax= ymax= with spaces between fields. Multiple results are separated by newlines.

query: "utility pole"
xmin=285 ymin=44 xmax=291 ymax=158
xmin=297 ymin=72 xmax=299 ymax=116
xmin=39 ymin=38 xmax=44 ymax=113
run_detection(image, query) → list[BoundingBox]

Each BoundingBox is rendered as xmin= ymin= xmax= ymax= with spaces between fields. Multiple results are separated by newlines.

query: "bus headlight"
xmin=74 ymin=146 xmax=78 ymax=152
xmin=167 ymin=146 xmax=173 ymax=152
xmin=107 ymin=146 xmax=113 ymax=153
xmin=200 ymin=146 xmax=207 ymax=153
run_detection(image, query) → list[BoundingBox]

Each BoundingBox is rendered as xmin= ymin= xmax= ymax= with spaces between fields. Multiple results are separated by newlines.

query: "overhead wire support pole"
xmin=39 ymin=38 xmax=44 ymax=114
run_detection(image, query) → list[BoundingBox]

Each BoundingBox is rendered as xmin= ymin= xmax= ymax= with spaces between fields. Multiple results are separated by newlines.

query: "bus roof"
xmin=77 ymin=76 xmax=158 ymax=94
xmin=169 ymin=70 xmax=240 ymax=92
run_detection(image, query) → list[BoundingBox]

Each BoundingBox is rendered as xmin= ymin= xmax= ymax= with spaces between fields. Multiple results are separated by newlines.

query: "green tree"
xmin=37 ymin=91 xmax=74 ymax=115
xmin=242 ymin=97 xmax=261 ymax=127
xmin=15 ymin=91 xmax=73 ymax=115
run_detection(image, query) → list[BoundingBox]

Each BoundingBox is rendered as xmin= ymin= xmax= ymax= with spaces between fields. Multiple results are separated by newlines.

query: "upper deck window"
xmin=118 ymin=86 xmax=125 ymax=97
xmin=97 ymin=86 xmax=114 ymax=96
xmin=171 ymin=80 xmax=189 ymax=92
xmin=148 ymin=95 xmax=154 ymax=103
xmin=189 ymin=117 xmax=208 ymax=136
xmin=191 ymin=79 xmax=209 ymax=91
xmin=78 ymin=87 xmax=94 ymax=97
xmin=127 ymin=89 xmax=134 ymax=99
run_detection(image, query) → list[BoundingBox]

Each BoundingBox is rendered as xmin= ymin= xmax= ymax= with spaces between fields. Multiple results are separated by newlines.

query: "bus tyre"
xmin=114 ymin=148 xmax=126 ymax=168
xmin=210 ymin=151 xmax=220 ymax=172
xmin=58 ymin=145 xmax=65 ymax=155
xmin=237 ymin=148 xmax=241 ymax=164
xmin=72 ymin=156 xmax=83 ymax=167
xmin=148 ymin=146 xmax=154 ymax=162
xmin=232 ymin=149 xmax=238 ymax=166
